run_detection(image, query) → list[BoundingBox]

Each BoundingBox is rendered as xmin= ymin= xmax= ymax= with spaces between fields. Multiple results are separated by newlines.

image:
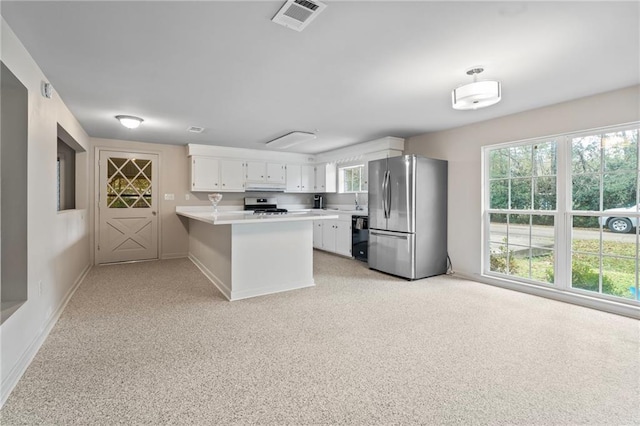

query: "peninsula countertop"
xmin=176 ymin=206 xmax=339 ymax=225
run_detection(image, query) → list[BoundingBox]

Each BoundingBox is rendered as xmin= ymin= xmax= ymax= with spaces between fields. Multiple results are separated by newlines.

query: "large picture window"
xmin=484 ymin=124 xmax=639 ymax=305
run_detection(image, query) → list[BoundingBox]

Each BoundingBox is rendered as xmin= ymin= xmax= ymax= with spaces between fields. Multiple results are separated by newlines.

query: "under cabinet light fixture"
xmin=266 ymin=131 xmax=317 ymax=149
xmin=116 ymin=115 xmax=144 ymax=129
xmin=452 ymin=67 xmax=501 ymax=110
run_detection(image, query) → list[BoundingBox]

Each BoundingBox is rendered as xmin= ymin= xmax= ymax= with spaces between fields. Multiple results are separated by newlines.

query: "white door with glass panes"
xmin=98 ymin=150 xmax=159 ymax=264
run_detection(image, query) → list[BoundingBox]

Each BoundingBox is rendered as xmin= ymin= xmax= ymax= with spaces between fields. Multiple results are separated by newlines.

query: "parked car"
xmin=599 ymin=204 xmax=639 ymax=233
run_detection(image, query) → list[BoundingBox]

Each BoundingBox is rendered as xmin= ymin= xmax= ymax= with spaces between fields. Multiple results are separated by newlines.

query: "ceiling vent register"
xmin=272 ymin=0 xmax=326 ymax=32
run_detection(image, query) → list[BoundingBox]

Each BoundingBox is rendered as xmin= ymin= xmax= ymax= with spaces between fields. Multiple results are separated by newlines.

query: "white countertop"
xmin=176 ymin=206 xmax=339 ymax=225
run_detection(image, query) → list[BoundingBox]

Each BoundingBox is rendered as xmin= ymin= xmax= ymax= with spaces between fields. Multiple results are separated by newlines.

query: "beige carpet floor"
xmin=1 ymin=251 xmax=639 ymax=425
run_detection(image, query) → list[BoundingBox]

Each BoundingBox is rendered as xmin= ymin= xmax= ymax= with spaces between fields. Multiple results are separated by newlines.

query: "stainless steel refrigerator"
xmin=368 ymin=155 xmax=447 ymax=279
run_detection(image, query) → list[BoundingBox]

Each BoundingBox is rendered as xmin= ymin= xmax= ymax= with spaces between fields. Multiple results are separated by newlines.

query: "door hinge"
xmin=97 ymin=244 xmax=100 ymax=251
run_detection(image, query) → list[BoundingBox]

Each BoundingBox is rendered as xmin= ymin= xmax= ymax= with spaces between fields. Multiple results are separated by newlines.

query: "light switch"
xmin=164 ymin=193 xmax=175 ymax=201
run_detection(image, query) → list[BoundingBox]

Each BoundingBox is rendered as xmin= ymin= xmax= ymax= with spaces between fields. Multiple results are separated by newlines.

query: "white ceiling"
xmin=2 ymin=1 xmax=639 ymax=154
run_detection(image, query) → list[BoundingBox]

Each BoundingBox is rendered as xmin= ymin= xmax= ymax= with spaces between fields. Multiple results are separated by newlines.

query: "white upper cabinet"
xmin=315 ymin=165 xmax=326 ymax=192
xmin=191 ymin=156 xmax=221 ymax=191
xmin=314 ymin=163 xmax=336 ymax=193
xmin=286 ymin=164 xmax=302 ymax=192
xmin=190 ymin=156 xmax=245 ymax=192
xmin=266 ymin=163 xmax=286 ymax=184
xmin=286 ymin=164 xmax=314 ymax=192
xmin=245 ymin=161 xmax=285 ymax=184
xmin=219 ymin=159 xmax=245 ymax=191
xmin=245 ymin=161 xmax=266 ymax=182
xmin=300 ymin=165 xmax=313 ymax=192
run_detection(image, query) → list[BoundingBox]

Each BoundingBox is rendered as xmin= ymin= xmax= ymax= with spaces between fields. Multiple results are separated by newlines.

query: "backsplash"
xmin=187 ymin=191 xmax=367 ymax=209
xmin=324 ymin=192 xmax=368 ymax=207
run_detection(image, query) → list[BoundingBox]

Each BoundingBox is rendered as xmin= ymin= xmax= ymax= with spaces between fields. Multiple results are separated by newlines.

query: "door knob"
xmin=152 ymin=211 xmax=157 ymax=216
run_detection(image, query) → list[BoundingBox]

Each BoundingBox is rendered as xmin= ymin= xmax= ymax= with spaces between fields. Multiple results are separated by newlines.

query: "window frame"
xmin=482 ymin=123 xmax=640 ymax=306
xmin=338 ymin=163 xmax=365 ymax=194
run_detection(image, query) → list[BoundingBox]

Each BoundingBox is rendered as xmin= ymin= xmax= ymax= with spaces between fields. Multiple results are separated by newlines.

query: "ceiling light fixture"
xmin=452 ymin=68 xmax=501 ymax=110
xmin=115 ymin=115 xmax=144 ymax=129
xmin=266 ymin=131 xmax=317 ymax=149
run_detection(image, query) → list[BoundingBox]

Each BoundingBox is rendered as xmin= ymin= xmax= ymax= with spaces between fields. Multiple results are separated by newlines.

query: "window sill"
xmin=467 ymin=271 xmax=640 ymax=319
xmin=1 ymin=300 xmax=26 ymax=325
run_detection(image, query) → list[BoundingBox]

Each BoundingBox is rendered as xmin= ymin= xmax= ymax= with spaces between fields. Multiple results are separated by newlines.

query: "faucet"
xmin=355 ymin=193 xmax=363 ymax=211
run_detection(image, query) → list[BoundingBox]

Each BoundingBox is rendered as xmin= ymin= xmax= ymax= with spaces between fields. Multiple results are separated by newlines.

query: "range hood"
xmin=245 ymin=182 xmax=286 ymax=192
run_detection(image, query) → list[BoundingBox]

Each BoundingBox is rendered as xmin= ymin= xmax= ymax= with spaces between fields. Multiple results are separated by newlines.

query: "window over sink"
xmin=338 ymin=164 xmax=365 ymax=193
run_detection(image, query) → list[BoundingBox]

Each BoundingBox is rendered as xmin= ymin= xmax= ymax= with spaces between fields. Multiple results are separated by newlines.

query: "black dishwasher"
xmin=352 ymin=215 xmax=369 ymax=262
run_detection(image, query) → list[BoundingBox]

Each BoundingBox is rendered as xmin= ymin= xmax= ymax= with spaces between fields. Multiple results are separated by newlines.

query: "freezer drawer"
xmin=369 ymin=229 xmax=415 ymax=279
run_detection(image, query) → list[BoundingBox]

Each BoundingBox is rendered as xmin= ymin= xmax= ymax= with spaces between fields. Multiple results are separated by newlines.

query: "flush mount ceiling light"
xmin=115 ymin=115 xmax=144 ymax=129
xmin=266 ymin=131 xmax=317 ymax=149
xmin=452 ymin=68 xmax=501 ymax=110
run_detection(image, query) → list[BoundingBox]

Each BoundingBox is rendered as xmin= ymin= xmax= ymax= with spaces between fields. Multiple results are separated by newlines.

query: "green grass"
xmin=505 ymin=239 xmax=638 ymax=300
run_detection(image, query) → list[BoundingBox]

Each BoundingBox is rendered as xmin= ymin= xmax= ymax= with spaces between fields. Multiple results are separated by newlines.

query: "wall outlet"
xmin=164 ymin=193 xmax=175 ymax=201
xmin=185 ymin=194 xmax=190 ymax=200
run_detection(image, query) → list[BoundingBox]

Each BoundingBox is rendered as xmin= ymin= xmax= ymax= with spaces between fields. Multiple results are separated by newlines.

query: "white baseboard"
xmin=161 ymin=252 xmax=188 ymax=260
xmin=188 ymin=254 xmax=231 ymax=300
xmin=230 ymin=281 xmax=315 ymax=301
xmin=0 ymin=263 xmax=92 ymax=408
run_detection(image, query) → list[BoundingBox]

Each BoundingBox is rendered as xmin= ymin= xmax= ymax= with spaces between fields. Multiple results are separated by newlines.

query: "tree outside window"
xmin=339 ymin=164 xmax=364 ymax=193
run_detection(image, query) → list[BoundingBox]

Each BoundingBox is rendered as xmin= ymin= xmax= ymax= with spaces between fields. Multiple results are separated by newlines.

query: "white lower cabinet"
xmin=314 ymin=216 xmax=352 ymax=257
xmin=313 ymin=220 xmax=323 ymax=248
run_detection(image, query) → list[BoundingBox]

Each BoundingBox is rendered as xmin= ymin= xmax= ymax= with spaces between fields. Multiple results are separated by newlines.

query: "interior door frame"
xmin=93 ymin=146 xmax=163 ymax=264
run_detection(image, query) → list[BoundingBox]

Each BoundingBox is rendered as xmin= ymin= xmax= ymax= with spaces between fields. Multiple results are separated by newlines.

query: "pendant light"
xmin=452 ymin=68 xmax=501 ymax=110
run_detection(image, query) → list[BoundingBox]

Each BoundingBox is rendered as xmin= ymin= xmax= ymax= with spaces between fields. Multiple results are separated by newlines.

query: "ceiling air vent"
xmin=272 ymin=0 xmax=326 ymax=32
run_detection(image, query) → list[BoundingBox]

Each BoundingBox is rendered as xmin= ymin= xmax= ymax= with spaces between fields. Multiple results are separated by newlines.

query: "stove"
xmin=252 ymin=208 xmax=288 ymax=215
xmin=244 ymin=197 xmax=288 ymax=215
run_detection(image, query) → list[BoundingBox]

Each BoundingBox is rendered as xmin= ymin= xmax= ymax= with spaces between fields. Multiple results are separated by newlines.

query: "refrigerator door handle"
xmin=382 ymin=170 xmax=391 ymax=219
xmin=381 ymin=170 xmax=387 ymax=218
xmin=370 ymin=231 xmax=408 ymax=240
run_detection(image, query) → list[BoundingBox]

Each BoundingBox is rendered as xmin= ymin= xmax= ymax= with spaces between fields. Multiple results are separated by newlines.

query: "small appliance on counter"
xmin=313 ymin=194 xmax=325 ymax=209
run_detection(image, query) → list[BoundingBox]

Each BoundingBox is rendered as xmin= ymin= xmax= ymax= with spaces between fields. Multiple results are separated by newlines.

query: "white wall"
xmin=0 ymin=19 xmax=91 ymax=406
xmin=405 ymin=85 xmax=640 ymax=280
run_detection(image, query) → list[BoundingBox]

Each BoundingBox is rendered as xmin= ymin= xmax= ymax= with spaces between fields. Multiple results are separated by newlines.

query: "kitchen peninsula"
xmin=176 ymin=207 xmax=338 ymax=301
